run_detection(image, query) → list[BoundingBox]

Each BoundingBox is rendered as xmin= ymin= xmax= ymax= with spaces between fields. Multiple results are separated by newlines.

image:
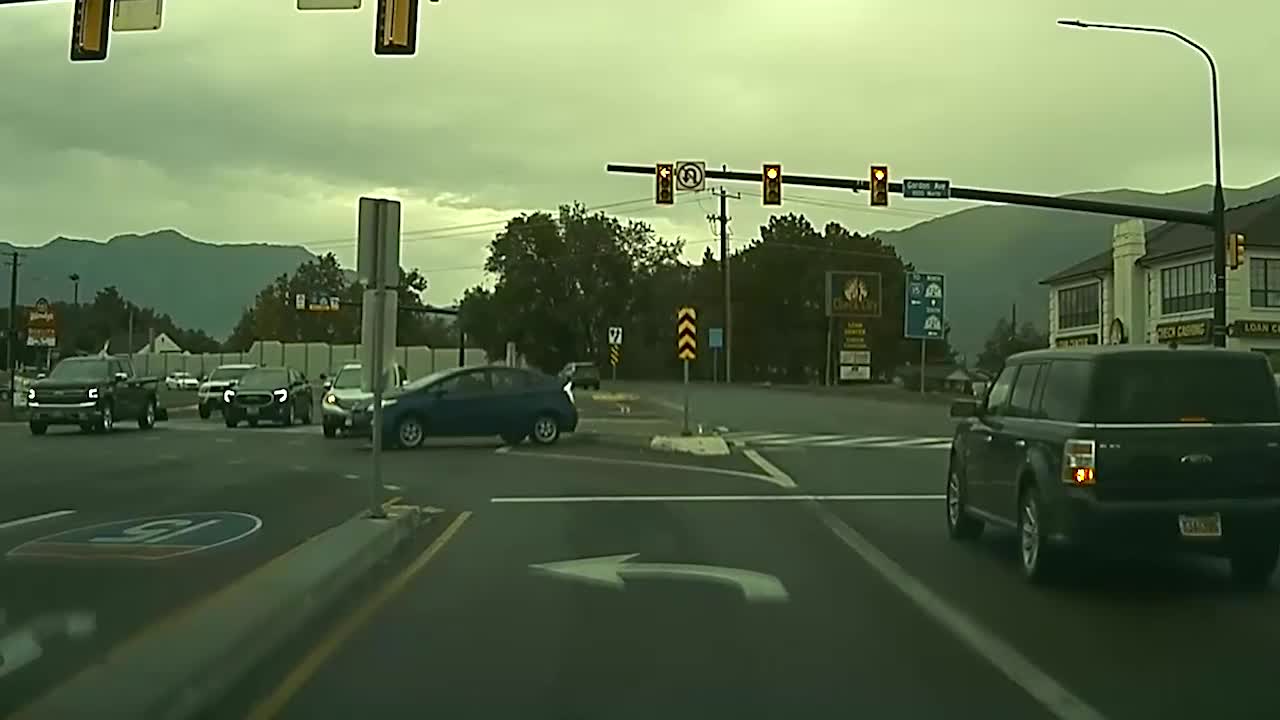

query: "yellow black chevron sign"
xmin=610 ymin=345 xmax=620 ymax=366
xmin=677 ymin=307 xmax=697 ymax=360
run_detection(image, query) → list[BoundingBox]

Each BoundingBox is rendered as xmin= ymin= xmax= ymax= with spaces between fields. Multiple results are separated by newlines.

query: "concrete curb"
xmin=13 ymin=506 xmax=425 ymax=720
xmin=649 ymin=435 xmax=732 ymax=456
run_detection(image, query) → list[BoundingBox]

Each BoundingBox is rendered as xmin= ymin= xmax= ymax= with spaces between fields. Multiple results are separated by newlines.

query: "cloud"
xmin=0 ymin=0 xmax=1273 ymax=308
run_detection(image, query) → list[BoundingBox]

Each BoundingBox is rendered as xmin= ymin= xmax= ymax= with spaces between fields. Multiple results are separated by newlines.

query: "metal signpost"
xmin=709 ymin=327 xmax=723 ymax=383
xmin=676 ymin=308 xmax=696 ymax=436
xmin=357 ymin=197 xmax=402 ymax=519
xmin=905 ymin=272 xmax=946 ymax=394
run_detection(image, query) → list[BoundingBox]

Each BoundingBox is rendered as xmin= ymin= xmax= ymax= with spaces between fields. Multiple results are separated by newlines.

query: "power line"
xmin=304 ymin=193 xmax=711 ymax=251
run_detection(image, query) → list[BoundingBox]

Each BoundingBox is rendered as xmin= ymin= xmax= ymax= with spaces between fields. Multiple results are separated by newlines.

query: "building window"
xmin=1160 ymin=260 xmax=1212 ymax=314
xmin=1251 ymin=258 xmax=1280 ymax=308
xmin=1057 ymin=283 xmax=1100 ymax=330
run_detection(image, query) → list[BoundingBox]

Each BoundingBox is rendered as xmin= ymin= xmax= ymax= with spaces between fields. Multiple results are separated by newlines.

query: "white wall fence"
xmin=130 ymin=341 xmax=489 ymax=381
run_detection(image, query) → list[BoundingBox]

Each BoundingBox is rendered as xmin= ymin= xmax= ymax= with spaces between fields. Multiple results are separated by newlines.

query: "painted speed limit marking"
xmin=7 ymin=512 xmax=262 ymax=561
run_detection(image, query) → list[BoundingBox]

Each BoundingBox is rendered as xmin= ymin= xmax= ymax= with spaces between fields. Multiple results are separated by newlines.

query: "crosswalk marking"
xmin=723 ymin=431 xmax=952 ymax=450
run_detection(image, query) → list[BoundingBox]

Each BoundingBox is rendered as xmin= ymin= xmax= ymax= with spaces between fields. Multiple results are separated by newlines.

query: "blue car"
xmin=360 ymin=365 xmax=579 ymax=449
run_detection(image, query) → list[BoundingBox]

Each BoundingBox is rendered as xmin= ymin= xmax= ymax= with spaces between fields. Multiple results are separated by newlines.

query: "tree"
xmin=462 ymin=203 xmax=681 ymax=373
xmin=976 ymin=317 xmax=1048 ymax=373
xmin=226 ymin=253 xmax=450 ymax=350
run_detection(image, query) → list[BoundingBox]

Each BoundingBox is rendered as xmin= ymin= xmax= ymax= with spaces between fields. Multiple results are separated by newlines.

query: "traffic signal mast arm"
xmin=607 ymin=163 xmax=1215 ymax=228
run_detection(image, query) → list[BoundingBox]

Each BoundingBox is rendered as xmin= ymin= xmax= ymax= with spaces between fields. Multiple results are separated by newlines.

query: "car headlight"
xmin=27 ymin=388 xmax=35 ymax=401
xmin=324 ymin=393 xmax=337 ymax=405
xmin=273 ymin=388 xmax=288 ymax=403
xmin=88 ymin=387 xmax=99 ymax=400
xmin=223 ymin=389 xmax=235 ymax=403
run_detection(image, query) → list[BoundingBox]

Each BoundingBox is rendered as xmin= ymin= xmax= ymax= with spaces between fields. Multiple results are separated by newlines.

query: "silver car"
xmin=321 ymin=362 xmax=407 ymax=438
xmin=197 ymin=364 xmax=256 ymax=419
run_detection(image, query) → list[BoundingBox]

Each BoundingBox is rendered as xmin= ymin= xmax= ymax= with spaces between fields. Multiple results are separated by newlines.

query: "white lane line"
xmin=500 ymin=450 xmax=774 ymax=483
xmin=742 ymin=449 xmax=798 ymax=489
xmin=214 ymin=437 xmax=233 ymax=444
xmin=825 ymin=436 xmax=904 ymax=446
xmin=731 ymin=442 xmax=1103 ymax=720
xmin=0 ymin=510 xmax=76 ymax=531
xmin=876 ymin=437 xmax=953 ymax=448
xmin=343 ymin=473 xmax=360 ymax=480
xmin=290 ymin=464 xmax=310 ymax=472
xmin=735 ymin=455 xmax=1104 ymax=719
xmin=383 ymin=484 xmax=402 ymax=491
xmin=491 ymin=494 xmax=943 ymax=503
xmin=811 ymin=505 xmax=1105 ymax=720
xmin=228 ymin=458 xmax=246 ymax=466
xmin=726 ymin=433 xmax=795 ymax=443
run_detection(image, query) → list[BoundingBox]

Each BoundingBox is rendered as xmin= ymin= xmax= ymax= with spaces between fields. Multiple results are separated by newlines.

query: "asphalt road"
xmin=198 ymin=385 xmax=1280 ymax=720
xmin=12 ymin=384 xmax=1280 ymax=719
xmin=0 ymin=417 xmax=413 ymax=716
xmin=205 ymin=443 xmax=1049 ymax=720
xmin=616 ymin=380 xmax=958 ymax=438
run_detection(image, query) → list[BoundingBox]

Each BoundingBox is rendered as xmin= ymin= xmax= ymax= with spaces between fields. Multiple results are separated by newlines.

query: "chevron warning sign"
xmin=677 ymin=307 xmax=697 ymax=360
xmin=610 ymin=345 xmax=620 ymax=367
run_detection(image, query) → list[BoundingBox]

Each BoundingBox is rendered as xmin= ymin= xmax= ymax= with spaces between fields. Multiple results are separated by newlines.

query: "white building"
xmin=1040 ymin=195 xmax=1280 ymax=367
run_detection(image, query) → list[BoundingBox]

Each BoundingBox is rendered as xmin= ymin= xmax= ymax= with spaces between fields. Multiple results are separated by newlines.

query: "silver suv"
xmin=321 ymin=362 xmax=407 ymax=438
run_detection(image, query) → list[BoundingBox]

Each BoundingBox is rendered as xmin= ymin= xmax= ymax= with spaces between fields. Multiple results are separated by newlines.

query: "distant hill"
xmin=0 ymin=230 xmax=321 ymax=340
xmin=879 ymin=176 xmax=1280 ymax=358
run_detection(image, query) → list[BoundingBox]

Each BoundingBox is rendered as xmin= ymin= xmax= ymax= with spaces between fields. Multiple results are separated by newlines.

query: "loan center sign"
xmin=1231 ymin=320 xmax=1280 ymax=339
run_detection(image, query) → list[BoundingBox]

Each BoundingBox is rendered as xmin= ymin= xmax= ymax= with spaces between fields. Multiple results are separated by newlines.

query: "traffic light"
xmin=70 ymin=0 xmax=112 ymax=62
xmin=374 ymin=0 xmax=419 ymax=56
xmin=655 ymin=163 xmax=674 ymax=205
xmin=870 ymin=165 xmax=889 ymax=207
xmin=762 ymin=163 xmax=782 ymax=206
xmin=1228 ymin=232 xmax=1246 ymax=269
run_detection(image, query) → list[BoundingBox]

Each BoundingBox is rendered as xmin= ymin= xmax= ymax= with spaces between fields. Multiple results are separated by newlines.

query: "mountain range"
xmin=0 ymin=230 xmax=318 ymax=339
xmin=3 ymin=175 xmax=1278 ymax=354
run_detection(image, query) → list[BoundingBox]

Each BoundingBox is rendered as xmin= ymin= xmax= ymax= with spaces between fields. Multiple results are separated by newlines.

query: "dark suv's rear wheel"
xmin=1018 ymin=484 xmax=1058 ymax=584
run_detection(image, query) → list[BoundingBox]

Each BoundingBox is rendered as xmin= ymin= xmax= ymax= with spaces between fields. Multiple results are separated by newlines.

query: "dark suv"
xmin=947 ymin=346 xmax=1280 ymax=588
xmin=558 ymin=362 xmax=601 ymax=391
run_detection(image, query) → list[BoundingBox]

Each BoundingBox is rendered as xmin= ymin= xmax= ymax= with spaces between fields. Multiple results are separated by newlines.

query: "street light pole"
xmin=1058 ymin=19 xmax=1227 ymax=347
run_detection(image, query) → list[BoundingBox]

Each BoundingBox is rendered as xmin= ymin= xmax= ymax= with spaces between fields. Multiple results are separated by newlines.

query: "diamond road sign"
xmin=905 ymin=272 xmax=945 ymax=340
xmin=903 ymin=179 xmax=951 ymax=199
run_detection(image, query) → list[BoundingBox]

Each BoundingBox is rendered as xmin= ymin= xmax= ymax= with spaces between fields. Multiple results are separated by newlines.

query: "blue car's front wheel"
xmin=394 ymin=414 xmax=426 ymax=449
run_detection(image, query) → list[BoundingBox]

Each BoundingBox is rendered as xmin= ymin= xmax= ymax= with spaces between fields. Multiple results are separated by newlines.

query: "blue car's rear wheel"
xmin=530 ymin=414 xmax=560 ymax=446
xmin=396 ymin=414 xmax=426 ymax=449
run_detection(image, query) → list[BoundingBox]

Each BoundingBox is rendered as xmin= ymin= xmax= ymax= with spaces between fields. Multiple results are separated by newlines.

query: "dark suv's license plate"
xmin=1179 ymin=513 xmax=1222 ymax=538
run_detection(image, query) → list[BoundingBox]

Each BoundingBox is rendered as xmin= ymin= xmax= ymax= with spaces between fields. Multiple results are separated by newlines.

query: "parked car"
xmin=946 ymin=345 xmax=1280 ymax=588
xmin=223 ymin=366 xmax=315 ymax=428
xmin=321 ymin=362 xmax=408 ymax=438
xmin=558 ymin=361 xmax=601 ymax=390
xmin=26 ymin=355 xmax=167 ymax=435
xmin=197 ymin=363 xmax=256 ymax=419
xmin=347 ymin=365 xmax=577 ymax=449
xmin=165 ymin=371 xmax=199 ymax=391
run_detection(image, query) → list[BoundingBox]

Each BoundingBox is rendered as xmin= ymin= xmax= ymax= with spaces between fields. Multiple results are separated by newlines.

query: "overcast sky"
xmin=0 ymin=0 xmax=1274 ymax=306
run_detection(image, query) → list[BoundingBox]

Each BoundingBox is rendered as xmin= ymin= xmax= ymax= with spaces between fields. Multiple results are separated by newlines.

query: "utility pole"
xmin=707 ymin=173 xmax=741 ymax=384
xmin=6 ymin=251 xmax=20 ymax=417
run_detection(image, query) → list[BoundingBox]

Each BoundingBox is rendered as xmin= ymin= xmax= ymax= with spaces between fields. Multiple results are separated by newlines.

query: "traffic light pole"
xmin=610 ymin=164 xmax=1216 ymax=228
